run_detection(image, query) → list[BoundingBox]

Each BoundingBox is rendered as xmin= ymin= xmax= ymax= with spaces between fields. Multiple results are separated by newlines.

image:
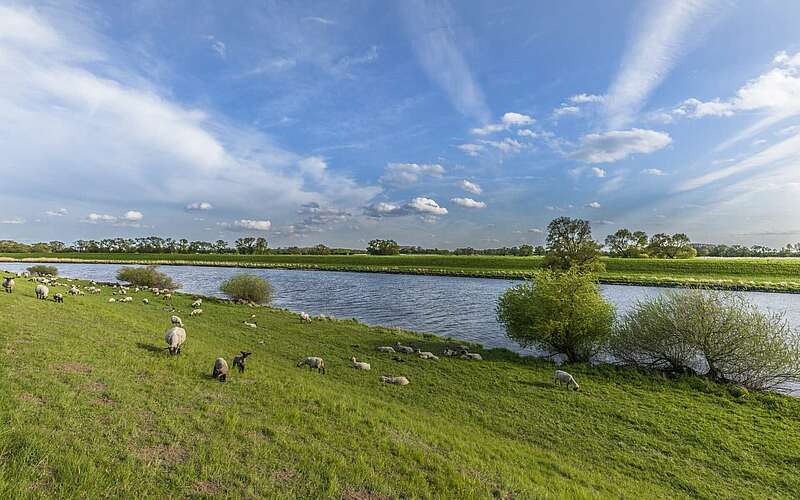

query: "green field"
xmin=1 ymin=275 xmax=799 ymax=498
xmin=5 ymin=253 xmax=800 ymax=291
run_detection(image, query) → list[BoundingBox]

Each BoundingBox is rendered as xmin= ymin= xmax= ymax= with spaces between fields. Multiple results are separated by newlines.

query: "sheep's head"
xmin=241 ymin=352 xmax=252 ymax=359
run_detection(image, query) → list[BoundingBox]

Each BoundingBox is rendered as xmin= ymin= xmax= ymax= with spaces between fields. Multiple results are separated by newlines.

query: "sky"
xmin=2 ymin=0 xmax=800 ymax=249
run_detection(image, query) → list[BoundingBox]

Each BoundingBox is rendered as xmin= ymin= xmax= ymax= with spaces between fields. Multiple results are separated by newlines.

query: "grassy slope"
xmin=4 ymin=253 xmax=800 ymax=291
xmin=1 ymin=277 xmax=799 ymax=498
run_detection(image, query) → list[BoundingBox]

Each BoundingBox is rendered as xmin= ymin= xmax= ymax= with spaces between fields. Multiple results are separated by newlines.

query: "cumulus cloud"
xmin=186 ymin=201 xmax=213 ymax=211
xmin=84 ymin=210 xmax=143 ymax=225
xmin=45 ymin=208 xmax=68 ymax=216
xmin=219 ymin=219 xmax=272 ymax=231
xmin=124 ymin=210 xmax=143 ymax=221
xmin=450 ymin=197 xmax=486 ymax=208
xmin=85 ymin=213 xmax=118 ymax=223
xmin=591 ymin=167 xmax=606 ymax=178
xmin=587 ymin=201 xmax=601 ymax=209
xmin=380 ymin=163 xmax=444 ymax=186
xmin=458 ymin=179 xmax=482 ymax=195
xmin=470 ymin=112 xmax=534 ymax=135
xmin=364 ymin=197 xmax=448 ymax=218
xmin=571 ymin=129 xmax=672 ymax=164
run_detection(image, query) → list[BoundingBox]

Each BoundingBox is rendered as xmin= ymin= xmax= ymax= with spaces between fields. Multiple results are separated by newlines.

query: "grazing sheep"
xmin=297 ymin=356 xmax=326 ymax=374
xmin=191 ymin=298 xmax=202 ymax=308
xmin=165 ymin=326 xmax=187 ymax=355
xmin=122 ymin=296 xmax=133 ymax=303
xmin=190 ymin=308 xmax=203 ymax=317
xmin=170 ymin=315 xmax=183 ymax=327
xmin=461 ymin=353 xmax=483 ymax=361
xmin=67 ymin=285 xmax=80 ymax=295
xmin=108 ymin=298 xmax=116 ymax=303
xmin=442 ymin=348 xmax=459 ymax=357
xmin=299 ymin=312 xmax=311 ymax=322
xmin=232 ymin=352 xmax=252 ymax=373
xmin=163 ymin=293 xmax=172 ymax=300
xmin=212 ymin=357 xmax=229 ymax=382
xmin=554 ymin=370 xmax=580 ymax=391
xmin=375 ymin=346 xmax=396 ymax=353
xmin=2 ymin=277 xmax=15 ymax=293
xmin=351 ymin=357 xmax=371 ymax=370
xmin=35 ymin=284 xmax=49 ymax=300
xmin=243 ymin=321 xmax=257 ymax=329
xmin=53 ymin=293 xmax=64 ymax=303
xmin=142 ymin=298 xmax=149 ymax=304
xmin=380 ymin=375 xmax=409 ymax=386
xmin=395 ymin=342 xmax=414 ymax=354
xmin=416 ymin=349 xmax=439 ymax=361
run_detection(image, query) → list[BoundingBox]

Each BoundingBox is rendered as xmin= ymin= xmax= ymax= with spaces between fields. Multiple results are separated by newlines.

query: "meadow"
xmin=1 ymin=274 xmax=799 ymax=498
xmin=5 ymin=253 xmax=800 ymax=291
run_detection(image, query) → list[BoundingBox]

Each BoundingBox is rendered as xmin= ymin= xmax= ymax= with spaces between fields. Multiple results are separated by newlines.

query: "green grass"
xmin=1 ymin=275 xmax=799 ymax=498
xmin=5 ymin=253 xmax=800 ymax=291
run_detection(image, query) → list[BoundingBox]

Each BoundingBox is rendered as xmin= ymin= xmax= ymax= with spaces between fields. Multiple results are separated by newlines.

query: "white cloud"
xmin=186 ymin=202 xmax=213 ymax=211
xmin=380 ymin=163 xmax=444 ymax=186
xmin=591 ymin=167 xmax=606 ymax=178
xmin=528 ymin=228 xmax=543 ymax=233
xmin=205 ymin=35 xmax=226 ymax=58
xmin=364 ymin=197 xmax=448 ymax=217
xmin=458 ymin=179 xmax=482 ymax=195
xmin=471 ymin=112 xmax=534 ymax=135
xmin=641 ymin=168 xmax=666 ymax=176
xmin=571 ymin=129 xmax=672 ymax=163
xmin=457 ymin=143 xmax=485 ymax=156
xmin=0 ymin=217 xmax=24 ymax=224
xmin=222 ymin=219 xmax=272 ymax=231
xmin=124 ymin=210 xmax=143 ymax=221
xmin=587 ymin=201 xmax=601 ymax=209
xmin=552 ymin=105 xmax=580 ymax=119
xmin=302 ymin=16 xmax=336 ymax=25
xmin=450 ymin=197 xmax=486 ymax=208
xmin=517 ymin=129 xmax=537 ymax=138
xmin=85 ymin=213 xmax=118 ymax=223
xmin=570 ymin=93 xmax=605 ymax=104
xmin=399 ymin=0 xmax=489 ymax=122
xmin=45 ymin=208 xmax=68 ymax=216
xmin=604 ymin=0 xmax=717 ymax=128
xmin=479 ymin=138 xmax=525 ymax=154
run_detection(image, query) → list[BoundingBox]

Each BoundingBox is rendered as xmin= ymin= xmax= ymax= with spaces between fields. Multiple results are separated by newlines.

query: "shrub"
xmin=116 ymin=266 xmax=177 ymax=290
xmin=219 ymin=274 xmax=273 ymax=304
xmin=496 ymin=269 xmax=615 ymax=362
xmin=612 ymin=289 xmax=800 ymax=391
xmin=27 ymin=265 xmax=58 ymax=276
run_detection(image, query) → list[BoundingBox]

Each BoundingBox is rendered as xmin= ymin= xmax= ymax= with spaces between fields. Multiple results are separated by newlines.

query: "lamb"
xmin=554 ymin=370 xmax=580 ymax=391
xmin=142 ymin=298 xmax=149 ymax=304
xmin=53 ymin=293 xmax=64 ymax=303
xmin=35 ymin=284 xmax=49 ymax=300
xmin=380 ymin=375 xmax=409 ymax=386
xmin=299 ymin=312 xmax=311 ymax=322
xmin=190 ymin=308 xmax=203 ymax=317
xmin=108 ymin=298 xmax=116 ymax=303
xmin=461 ymin=353 xmax=483 ymax=361
xmin=232 ymin=352 xmax=252 ymax=373
xmin=243 ymin=321 xmax=257 ymax=329
xmin=165 ymin=326 xmax=187 ymax=355
xmin=416 ymin=349 xmax=439 ymax=361
xmin=191 ymin=298 xmax=202 ymax=308
xmin=170 ymin=315 xmax=183 ymax=327
xmin=351 ymin=357 xmax=371 ymax=370
xmin=212 ymin=358 xmax=229 ymax=382
xmin=297 ymin=356 xmax=326 ymax=374
xmin=395 ymin=342 xmax=414 ymax=354
xmin=375 ymin=346 xmax=396 ymax=353
xmin=2 ymin=277 xmax=15 ymax=293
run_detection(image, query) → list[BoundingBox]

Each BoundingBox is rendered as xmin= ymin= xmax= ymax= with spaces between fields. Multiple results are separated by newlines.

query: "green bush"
xmin=612 ymin=290 xmax=800 ymax=391
xmin=496 ymin=269 xmax=615 ymax=362
xmin=219 ymin=274 xmax=273 ymax=304
xmin=116 ymin=266 xmax=177 ymax=290
xmin=27 ymin=265 xmax=58 ymax=276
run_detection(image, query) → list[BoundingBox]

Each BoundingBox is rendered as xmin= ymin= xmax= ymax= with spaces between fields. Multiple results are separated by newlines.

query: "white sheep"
xmin=142 ymin=298 xmax=149 ymax=304
xmin=243 ymin=321 xmax=257 ymax=329
xmin=299 ymin=312 xmax=311 ymax=322
xmin=68 ymin=285 xmax=80 ymax=295
xmin=191 ymin=298 xmax=202 ymax=308
xmin=212 ymin=357 xmax=229 ymax=382
xmin=351 ymin=357 xmax=371 ymax=370
xmin=442 ymin=348 xmax=459 ymax=357
xmin=375 ymin=346 xmax=396 ymax=353
xmin=2 ymin=277 xmax=15 ymax=293
xmin=190 ymin=308 xmax=203 ymax=317
xmin=165 ymin=326 xmax=187 ymax=355
xmin=53 ymin=293 xmax=64 ymax=303
xmin=170 ymin=315 xmax=183 ymax=327
xmin=461 ymin=353 xmax=483 ymax=361
xmin=554 ymin=370 xmax=580 ymax=391
xmin=35 ymin=284 xmax=49 ymax=300
xmin=297 ymin=356 xmax=326 ymax=374
xmin=380 ymin=375 xmax=409 ymax=386
xmin=108 ymin=298 xmax=116 ymax=303
xmin=416 ymin=349 xmax=439 ymax=361
xmin=395 ymin=342 xmax=414 ymax=354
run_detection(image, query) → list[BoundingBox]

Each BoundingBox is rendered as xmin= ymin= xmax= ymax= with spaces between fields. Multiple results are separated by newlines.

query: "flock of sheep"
xmin=1 ymin=270 xmax=582 ymax=391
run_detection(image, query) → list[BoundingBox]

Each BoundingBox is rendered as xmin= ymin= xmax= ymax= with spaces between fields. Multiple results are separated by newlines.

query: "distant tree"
xmin=48 ymin=241 xmax=66 ymax=253
xmin=604 ymin=229 xmax=648 ymax=257
xmin=648 ymin=233 xmax=696 ymax=259
xmin=542 ymin=217 xmax=603 ymax=271
xmin=254 ymin=237 xmax=269 ymax=254
xmin=367 ymin=239 xmax=400 ymax=255
xmin=312 ymin=244 xmax=331 ymax=255
xmin=214 ymin=240 xmax=229 ymax=253
xmin=518 ymin=244 xmax=534 ymax=257
xmin=30 ymin=242 xmax=51 ymax=253
xmin=235 ymin=237 xmax=257 ymax=255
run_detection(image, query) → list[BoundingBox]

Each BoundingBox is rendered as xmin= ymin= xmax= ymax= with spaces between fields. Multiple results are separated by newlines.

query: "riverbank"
xmin=5 ymin=253 xmax=800 ymax=292
xmin=1 ymin=276 xmax=799 ymax=497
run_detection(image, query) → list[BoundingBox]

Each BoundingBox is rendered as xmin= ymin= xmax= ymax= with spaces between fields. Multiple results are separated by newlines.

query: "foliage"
xmin=604 ymin=229 xmax=649 ymax=257
xmin=542 ymin=217 xmax=604 ymax=271
xmin=219 ymin=273 xmax=273 ymax=304
xmin=647 ymin=233 xmax=696 ymax=259
xmin=367 ymin=239 xmax=400 ymax=255
xmin=496 ymin=269 xmax=615 ymax=362
xmin=26 ymin=265 xmax=58 ymax=276
xmin=611 ymin=290 xmax=800 ymax=391
xmin=234 ymin=237 xmax=269 ymax=255
xmin=116 ymin=266 xmax=177 ymax=290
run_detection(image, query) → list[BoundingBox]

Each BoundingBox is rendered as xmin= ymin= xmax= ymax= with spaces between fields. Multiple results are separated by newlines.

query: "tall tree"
xmin=542 ymin=217 xmax=603 ymax=271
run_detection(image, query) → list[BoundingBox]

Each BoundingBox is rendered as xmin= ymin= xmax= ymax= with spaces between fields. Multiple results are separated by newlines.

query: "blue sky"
xmin=2 ymin=0 xmax=800 ymax=248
